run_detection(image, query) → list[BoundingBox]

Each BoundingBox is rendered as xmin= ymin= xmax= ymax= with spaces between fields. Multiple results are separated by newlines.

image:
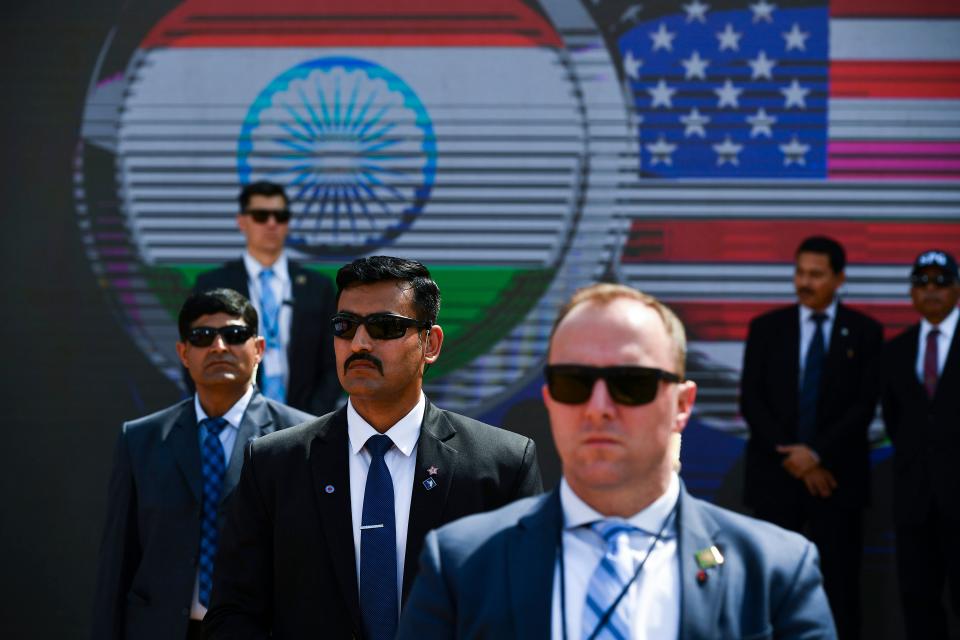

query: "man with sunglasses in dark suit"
xmin=204 ymin=256 xmax=543 ymax=640
xmin=192 ymin=180 xmax=340 ymax=415
xmin=740 ymin=235 xmax=883 ymax=640
xmin=880 ymin=249 xmax=960 ymax=639
xmin=92 ymin=289 xmax=314 ymax=640
xmin=397 ymin=283 xmax=835 ymax=639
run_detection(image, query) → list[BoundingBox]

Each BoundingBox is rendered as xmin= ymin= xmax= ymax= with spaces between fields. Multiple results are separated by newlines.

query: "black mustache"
xmin=797 ymin=287 xmax=814 ymax=297
xmin=344 ymin=353 xmax=384 ymax=375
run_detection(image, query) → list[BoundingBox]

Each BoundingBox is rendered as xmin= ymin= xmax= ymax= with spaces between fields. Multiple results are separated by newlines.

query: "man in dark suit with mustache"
xmin=740 ymin=236 xmax=883 ymax=639
xmin=204 ymin=256 xmax=543 ymax=640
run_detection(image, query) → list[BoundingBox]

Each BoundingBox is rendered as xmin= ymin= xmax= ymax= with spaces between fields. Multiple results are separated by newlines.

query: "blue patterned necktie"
xmin=798 ymin=312 xmax=827 ymax=443
xmin=359 ymin=434 xmax=398 ymax=640
xmin=198 ymin=416 xmax=228 ymax=607
xmin=583 ymin=519 xmax=638 ymax=640
xmin=257 ymin=267 xmax=286 ymax=402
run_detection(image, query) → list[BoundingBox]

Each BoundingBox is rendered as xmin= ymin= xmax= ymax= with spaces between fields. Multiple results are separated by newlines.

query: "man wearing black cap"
xmin=881 ymin=249 xmax=960 ymax=639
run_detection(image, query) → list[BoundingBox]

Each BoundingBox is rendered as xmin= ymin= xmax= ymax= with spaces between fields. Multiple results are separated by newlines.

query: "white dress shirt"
xmin=190 ymin=385 xmax=254 ymax=620
xmin=348 ymin=393 xmax=425 ymax=613
xmin=551 ymin=473 xmax=681 ymax=640
xmin=915 ymin=305 xmax=958 ymax=381
xmin=798 ymin=298 xmax=838 ymax=384
xmin=243 ymin=251 xmax=292 ymax=390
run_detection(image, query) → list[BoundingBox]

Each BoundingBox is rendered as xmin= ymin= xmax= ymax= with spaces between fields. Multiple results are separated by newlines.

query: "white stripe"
xmin=830 ymin=20 xmax=960 ymax=61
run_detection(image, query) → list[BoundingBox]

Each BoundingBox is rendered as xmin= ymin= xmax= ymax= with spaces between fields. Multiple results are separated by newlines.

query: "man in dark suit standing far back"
xmin=193 ymin=180 xmax=340 ymax=415
xmin=91 ymin=289 xmax=314 ymax=640
xmin=740 ymin=235 xmax=883 ymax=639
xmin=881 ymin=249 xmax=960 ymax=640
xmin=398 ymin=283 xmax=836 ymax=639
xmin=204 ymin=256 xmax=543 ymax=640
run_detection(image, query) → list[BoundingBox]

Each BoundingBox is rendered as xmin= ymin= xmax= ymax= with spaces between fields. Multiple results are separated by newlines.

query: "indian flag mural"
xmin=75 ymin=0 xmax=637 ymax=414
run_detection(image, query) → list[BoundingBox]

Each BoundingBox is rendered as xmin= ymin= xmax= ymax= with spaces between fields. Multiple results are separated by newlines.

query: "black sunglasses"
xmin=331 ymin=312 xmax=432 ymax=341
xmin=243 ymin=208 xmax=291 ymax=224
xmin=911 ymin=272 xmax=955 ymax=288
xmin=186 ymin=325 xmax=255 ymax=347
xmin=544 ymin=364 xmax=683 ymax=406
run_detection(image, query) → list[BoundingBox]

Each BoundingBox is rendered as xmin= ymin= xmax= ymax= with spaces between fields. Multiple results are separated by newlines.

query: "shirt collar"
xmin=560 ymin=472 xmax=680 ymax=535
xmin=799 ymin=297 xmax=838 ymax=323
xmin=193 ymin=384 xmax=255 ymax=430
xmin=921 ymin=305 xmax=959 ymax=342
xmin=243 ymin=250 xmax=290 ymax=282
xmin=346 ymin=392 xmax=425 ymax=458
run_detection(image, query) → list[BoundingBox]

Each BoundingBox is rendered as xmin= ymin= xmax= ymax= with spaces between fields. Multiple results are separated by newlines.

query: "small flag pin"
xmin=695 ymin=545 xmax=724 ymax=570
xmin=423 ymin=477 xmax=438 ymax=491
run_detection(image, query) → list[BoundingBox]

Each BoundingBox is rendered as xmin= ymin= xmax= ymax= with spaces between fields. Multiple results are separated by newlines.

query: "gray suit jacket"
xmin=90 ymin=391 xmax=314 ymax=640
xmin=398 ymin=483 xmax=837 ymax=640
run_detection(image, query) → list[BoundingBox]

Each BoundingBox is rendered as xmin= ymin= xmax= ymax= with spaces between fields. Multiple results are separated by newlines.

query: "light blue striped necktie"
xmin=582 ymin=519 xmax=638 ymax=640
xmin=257 ymin=267 xmax=286 ymax=402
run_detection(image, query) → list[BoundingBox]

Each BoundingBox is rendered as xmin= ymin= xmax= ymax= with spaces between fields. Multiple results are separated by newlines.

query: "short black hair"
xmin=796 ymin=235 xmax=846 ymax=274
xmin=239 ymin=180 xmax=289 ymax=211
xmin=178 ymin=288 xmax=259 ymax=340
xmin=336 ymin=256 xmax=441 ymax=325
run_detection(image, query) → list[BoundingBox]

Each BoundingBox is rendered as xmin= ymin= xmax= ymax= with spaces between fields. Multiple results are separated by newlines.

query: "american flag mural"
xmin=75 ymin=0 xmax=959 ymax=493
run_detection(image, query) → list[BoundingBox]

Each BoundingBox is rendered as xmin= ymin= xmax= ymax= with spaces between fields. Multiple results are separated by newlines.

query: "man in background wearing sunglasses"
xmin=192 ymin=180 xmax=340 ymax=415
xmin=880 ymin=249 xmax=960 ymax=639
xmin=398 ymin=283 xmax=835 ymax=639
xmin=205 ymin=256 xmax=542 ymax=640
xmin=740 ymin=235 xmax=883 ymax=640
xmin=92 ymin=288 xmax=314 ymax=640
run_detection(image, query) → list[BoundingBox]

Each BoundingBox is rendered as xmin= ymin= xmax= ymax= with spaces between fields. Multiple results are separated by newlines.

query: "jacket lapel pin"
xmin=695 ymin=545 xmax=724 ymax=585
xmin=840 ymin=327 xmax=849 ymax=337
xmin=295 ymin=274 xmax=307 ymax=286
xmin=423 ymin=466 xmax=439 ymax=490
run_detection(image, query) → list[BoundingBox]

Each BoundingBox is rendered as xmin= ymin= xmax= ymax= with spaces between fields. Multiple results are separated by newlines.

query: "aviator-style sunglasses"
xmin=331 ymin=312 xmax=432 ymax=341
xmin=186 ymin=325 xmax=256 ymax=347
xmin=544 ymin=364 xmax=683 ymax=406
xmin=243 ymin=208 xmax=292 ymax=224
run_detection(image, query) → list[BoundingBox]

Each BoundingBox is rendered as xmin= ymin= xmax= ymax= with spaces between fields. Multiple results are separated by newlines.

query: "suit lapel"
xmin=307 ymin=408 xmax=363 ymax=632
xmin=507 ymin=491 xmax=559 ymax=640
xmin=677 ymin=486 xmax=725 ymax=640
xmin=785 ymin=306 xmax=801 ymax=415
xmin=164 ymin=402 xmax=203 ymax=504
xmin=402 ymin=402 xmax=459 ymax=602
xmin=222 ymin=392 xmax=273 ymax=499
xmin=933 ymin=318 xmax=960 ymax=403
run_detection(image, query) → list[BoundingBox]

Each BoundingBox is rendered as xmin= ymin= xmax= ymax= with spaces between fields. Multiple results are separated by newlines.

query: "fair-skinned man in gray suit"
xmin=91 ymin=289 xmax=314 ymax=640
xmin=399 ymin=283 xmax=837 ymax=639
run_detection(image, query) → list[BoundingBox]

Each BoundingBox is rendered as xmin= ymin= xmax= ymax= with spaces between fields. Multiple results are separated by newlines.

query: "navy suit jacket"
xmin=740 ymin=303 xmax=883 ymax=509
xmin=192 ymin=258 xmax=340 ymax=415
xmin=90 ymin=392 xmax=314 ymax=640
xmin=398 ymin=484 xmax=836 ymax=640
xmin=204 ymin=401 xmax=543 ymax=639
xmin=880 ymin=319 xmax=960 ymax=524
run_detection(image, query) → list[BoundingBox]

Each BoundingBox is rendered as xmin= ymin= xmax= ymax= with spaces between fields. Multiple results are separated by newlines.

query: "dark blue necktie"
xmin=198 ymin=416 xmax=228 ymax=607
xmin=798 ymin=313 xmax=827 ymax=443
xmin=359 ymin=434 xmax=398 ymax=640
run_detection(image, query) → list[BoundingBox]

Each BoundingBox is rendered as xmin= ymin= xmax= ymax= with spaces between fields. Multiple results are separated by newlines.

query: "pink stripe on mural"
xmin=829 ymin=158 xmax=960 ymax=170
xmin=829 ymin=141 xmax=960 ymax=155
xmin=829 ymin=172 xmax=960 ymax=180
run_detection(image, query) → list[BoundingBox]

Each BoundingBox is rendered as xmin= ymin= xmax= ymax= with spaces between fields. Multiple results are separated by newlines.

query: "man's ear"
xmin=673 ymin=380 xmax=697 ymax=433
xmin=423 ymin=324 xmax=444 ymax=364
xmin=253 ymin=336 xmax=266 ymax=364
xmin=176 ymin=341 xmax=190 ymax=369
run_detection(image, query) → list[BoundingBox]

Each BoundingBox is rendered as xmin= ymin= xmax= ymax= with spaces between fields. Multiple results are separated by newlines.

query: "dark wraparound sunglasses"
xmin=544 ymin=364 xmax=683 ymax=406
xmin=911 ymin=272 xmax=956 ymax=288
xmin=186 ymin=325 xmax=255 ymax=347
xmin=243 ymin=208 xmax=291 ymax=224
xmin=331 ymin=312 xmax=432 ymax=340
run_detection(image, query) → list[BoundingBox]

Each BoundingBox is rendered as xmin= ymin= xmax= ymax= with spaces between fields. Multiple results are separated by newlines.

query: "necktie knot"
xmin=259 ymin=267 xmax=275 ymax=282
xmin=200 ymin=416 xmax=228 ymax=437
xmin=366 ymin=434 xmax=394 ymax=459
xmin=591 ymin=519 xmax=637 ymax=546
xmin=811 ymin=312 xmax=827 ymax=326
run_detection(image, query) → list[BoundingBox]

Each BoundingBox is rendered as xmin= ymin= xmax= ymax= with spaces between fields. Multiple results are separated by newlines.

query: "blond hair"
xmin=549 ymin=283 xmax=688 ymax=377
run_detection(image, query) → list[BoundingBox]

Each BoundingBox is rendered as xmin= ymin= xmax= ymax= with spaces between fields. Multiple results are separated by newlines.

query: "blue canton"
xmin=619 ymin=2 xmax=828 ymax=177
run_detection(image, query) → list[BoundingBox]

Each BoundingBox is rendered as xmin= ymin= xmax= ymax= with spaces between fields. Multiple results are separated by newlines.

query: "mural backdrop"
xmin=1 ymin=0 xmax=957 ymax=635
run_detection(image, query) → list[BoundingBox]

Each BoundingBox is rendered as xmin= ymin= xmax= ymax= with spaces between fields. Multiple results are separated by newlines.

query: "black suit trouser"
xmin=754 ymin=490 xmax=863 ymax=640
xmin=895 ymin=506 xmax=960 ymax=640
